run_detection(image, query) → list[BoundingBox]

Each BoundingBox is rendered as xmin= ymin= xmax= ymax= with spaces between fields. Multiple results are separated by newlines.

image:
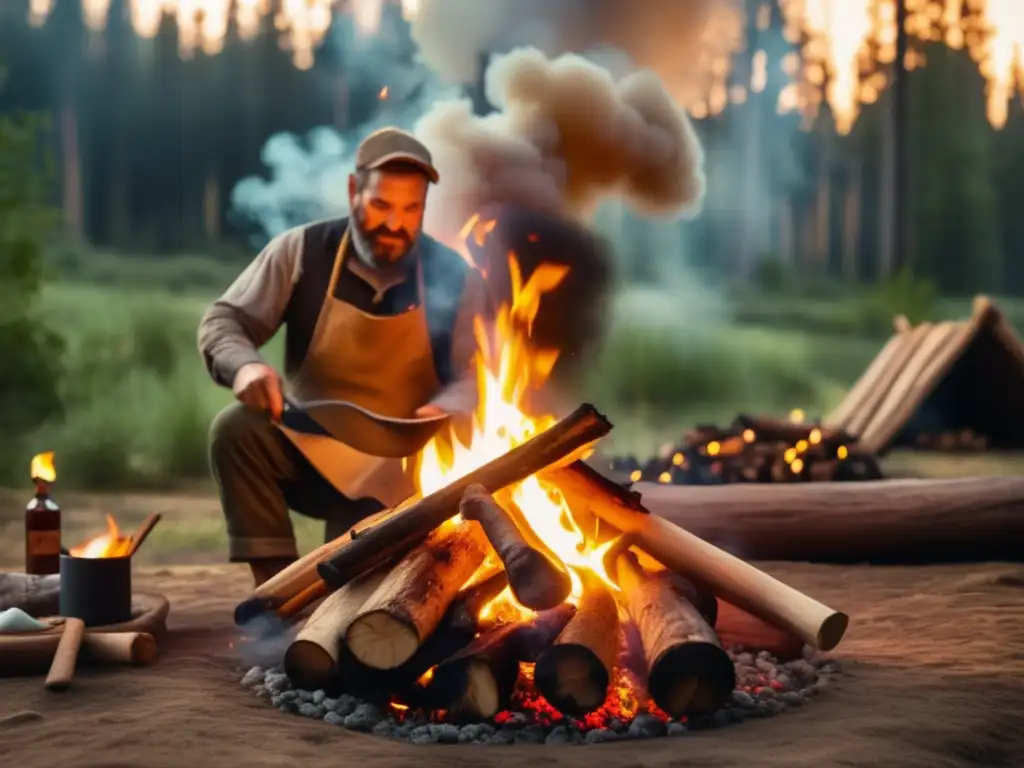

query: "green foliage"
xmin=855 ymin=268 xmax=938 ymax=335
xmin=0 ymin=94 xmax=64 ymax=464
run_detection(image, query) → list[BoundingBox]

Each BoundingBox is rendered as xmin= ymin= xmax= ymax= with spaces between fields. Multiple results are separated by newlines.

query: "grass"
xmin=9 ymin=249 xmax=1021 ymax=490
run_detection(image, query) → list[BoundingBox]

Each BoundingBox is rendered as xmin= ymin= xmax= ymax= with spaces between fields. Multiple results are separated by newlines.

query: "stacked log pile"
xmin=236 ymin=404 xmax=848 ymax=728
xmin=607 ymin=413 xmax=883 ymax=485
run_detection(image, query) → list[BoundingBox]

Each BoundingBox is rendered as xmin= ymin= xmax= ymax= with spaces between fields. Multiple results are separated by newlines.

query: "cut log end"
xmin=817 ymin=611 xmax=849 ymax=652
xmin=505 ymin=548 xmax=572 ymax=610
xmin=346 ymin=610 xmax=420 ymax=670
xmin=649 ymin=642 xmax=735 ymax=717
xmin=127 ymin=633 xmax=158 ymax=665
xmin=534 ymin=645 xmax=610 ymax=715
xmin=284 ymin=640 xmax=338 ymax=692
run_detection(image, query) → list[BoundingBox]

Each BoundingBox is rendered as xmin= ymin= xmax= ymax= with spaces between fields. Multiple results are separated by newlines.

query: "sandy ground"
xmin=1 ymin=559 xmax=1022 ymax=768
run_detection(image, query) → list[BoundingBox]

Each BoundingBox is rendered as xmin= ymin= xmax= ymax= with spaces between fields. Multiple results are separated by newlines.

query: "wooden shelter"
xmin=824 ymin=296 xmax=1024 ymax=454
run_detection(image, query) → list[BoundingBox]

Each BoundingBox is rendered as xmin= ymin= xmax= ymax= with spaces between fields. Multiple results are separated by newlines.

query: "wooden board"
xmin=0 ymin=592 xmax=170 ymax=675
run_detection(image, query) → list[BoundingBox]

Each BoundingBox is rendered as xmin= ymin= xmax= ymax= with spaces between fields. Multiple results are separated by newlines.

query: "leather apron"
xmin=276 ymin=228 xmax=441 ymax=508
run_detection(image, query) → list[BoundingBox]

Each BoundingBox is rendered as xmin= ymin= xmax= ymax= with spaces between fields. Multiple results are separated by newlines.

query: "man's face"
xmin=349 ymin=168 xmax=429 ymax=264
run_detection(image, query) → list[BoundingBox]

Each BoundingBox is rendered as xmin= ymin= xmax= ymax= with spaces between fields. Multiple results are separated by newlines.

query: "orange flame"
xmin=379 ymin=85 xmax=389 ymax=100
xmin=69 ymin=514 xmax=133 ymax=559
xmin=30 ymin=452 xmax=56 ymax=484
xmin=407 ymin=218 xmax=620 ymax=622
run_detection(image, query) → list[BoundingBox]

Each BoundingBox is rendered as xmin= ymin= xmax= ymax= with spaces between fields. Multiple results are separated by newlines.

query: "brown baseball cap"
xmin=355 ymin=127 xmax=440 ymax=184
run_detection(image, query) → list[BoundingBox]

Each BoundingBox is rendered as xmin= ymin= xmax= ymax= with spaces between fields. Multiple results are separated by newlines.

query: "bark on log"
xmin=715 ymin=601 xmax=804 ymax=659
xmin=425 ymin=603 xmax=576 ymax=720
xmin=284 ymin=568 xmax=388 ymax=692
xmin=614 ymin=552 xmax=734 ymax=717
xmin=534 ymin=572 xmax=618 ymax=716
xmin=343 ymin=570 xmax=508 ymax=704
xmin=317 ymin=403 xmax=611 ymax=590
xmin=634 ymin=474 xmax=1024 ymax=563
xmin=460 ymin=484 xmax=571 ymax=610
xmin=0 ymin=573 xmax=61 ymax=616
xmin=345 ymin=521 xmax=489 ymax=669
xmin=545 ymin=462 xmax=848 ymax=651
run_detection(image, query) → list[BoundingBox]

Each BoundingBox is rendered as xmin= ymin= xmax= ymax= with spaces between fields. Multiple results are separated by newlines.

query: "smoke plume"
xmin=410 ymin=0 xmax=731 ymax=106
xmin=418 ymin=46 xmax=706 ymax=243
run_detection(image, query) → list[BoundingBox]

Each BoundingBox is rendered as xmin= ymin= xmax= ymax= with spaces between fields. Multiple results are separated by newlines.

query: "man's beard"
xmin=350 ymin=207 xmax=417 ymax=267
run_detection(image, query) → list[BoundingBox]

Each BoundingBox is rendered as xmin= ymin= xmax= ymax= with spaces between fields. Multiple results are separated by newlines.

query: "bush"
xmin=0 ymin=100 xmax=64 ymax=471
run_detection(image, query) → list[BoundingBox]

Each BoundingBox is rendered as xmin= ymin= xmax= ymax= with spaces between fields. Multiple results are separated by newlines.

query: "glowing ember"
xmin=68 ymin=514 xmax=134 ymax=558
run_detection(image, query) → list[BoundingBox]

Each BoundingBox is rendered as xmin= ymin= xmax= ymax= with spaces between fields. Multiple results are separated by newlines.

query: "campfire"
xmin=605 ymin=411 xmax=884 ymax=486
xmin=237 ymin=250 xmax=848 ymax=739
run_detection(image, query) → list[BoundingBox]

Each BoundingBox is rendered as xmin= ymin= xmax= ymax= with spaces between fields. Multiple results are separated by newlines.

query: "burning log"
xmin=731 ymin=414 xmax=854 ymax=447
xmin=547 ymin=461 xmax=849 ymax=651
xmin=284 ymin=568 xmax=389 ymax=692
xmin=613 ymin=551 xmax=734 ymax=717
xmin=345 ymin=520 xmax=489 ymax=670
xmin=347 ymin=570 xmax=508 ymax=704
xmin=459 ymin=485 xmax=571 ymax=610
xmin=317 ymin=403 xmax=611 ymax=591
xmin=534 ymin=571 xmax=618 ymax=716
xmin=424 ymin=603 xmax=576 ymax=720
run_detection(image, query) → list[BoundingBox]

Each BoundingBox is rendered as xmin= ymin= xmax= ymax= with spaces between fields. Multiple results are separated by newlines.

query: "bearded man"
xmin=198 ymin=128 xmax=486 ymax=587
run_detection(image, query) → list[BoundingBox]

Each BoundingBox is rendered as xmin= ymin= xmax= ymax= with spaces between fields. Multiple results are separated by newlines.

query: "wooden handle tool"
xmin=45 ymin=617 xmax=86 ymax=692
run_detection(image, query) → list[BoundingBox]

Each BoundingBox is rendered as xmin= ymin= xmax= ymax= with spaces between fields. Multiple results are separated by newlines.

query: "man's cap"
xmin=355 ymin=127 xmax=440 ymax=184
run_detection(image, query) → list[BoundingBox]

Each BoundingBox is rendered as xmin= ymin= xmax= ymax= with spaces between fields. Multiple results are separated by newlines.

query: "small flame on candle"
xmin=30 ymin=451 xmax=56 ymax=484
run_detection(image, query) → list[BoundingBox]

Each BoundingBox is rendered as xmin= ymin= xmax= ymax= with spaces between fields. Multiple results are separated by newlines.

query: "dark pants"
xmin=209 ymin=403 xmax=384 ymax=562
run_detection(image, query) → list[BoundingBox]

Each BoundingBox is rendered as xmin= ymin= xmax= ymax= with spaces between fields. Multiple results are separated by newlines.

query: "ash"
xmin=240 ymin=647 xmax=841 ymax=745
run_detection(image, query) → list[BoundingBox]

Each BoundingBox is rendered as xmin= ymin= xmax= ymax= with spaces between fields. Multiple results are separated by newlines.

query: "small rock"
xmin=322 ymin=698 xmax=337 ymax=711
xmin=458 ymin=724 xmax=480 ymax=743
xmin=503 ymin=712 xmax=529 ymax=728
xmin=585 ymin=728 xmax=619 ymax=743
xmin=343 ymin=702 xmax=382 ymax=732
xmin=253 ymin=685 xmax=268 ymax=698
xmin=430 ymin=723 xmax=460 ymax=744
xmin=628 ymin=714 xmax=666 ymax=739
xmin=409 ymin=725 xmax=435 ymax=745
xmin=731 ymin=691 xmax=756 ymax=709
xmin=515 ymin=726 xmax=547 ymax=744
xmin=312 ymin=689 xmax=326 ymax=705
xmin=335 ymin=695 xmax=357 ymax=716
xmin=666 ymin=722 xmax=688 ymax=737
xmin=271 ymin=691 xmax=298 ymax=711
xmin=264 ymin=672 xmax=290 ymax=694
xmin=392 ymin=724 xmax=411 ymax=739
xmin=735 ymin=652 xmax=754 ymax=666
xmin=373 ymin=720 xmax=395 ymax=738
xmin=489 ymin=727 xmax=516 ymax=745
xmin=476 ymin=723 xmax=495 ymax=738
xmin=545 ymin=726 xmax=571 ymax=745
xmin=756 ymin=698 xmax=783 ymax=717
xmin=608 ymin=717 xmax=627 ymax=734
xmin=786 ymin=660 xmax=817 ymax=684
xmin=756 ymin=687 xmax=776 ymax=700
xmin=780 ymin=691 xmax=806 ymax=708
xmin=800 ymin=686 xmax=818 ymax=698
xmin=323 ymin=711 xmax=344 ymax=726
xmin=240 ymin=667 xmax=263 ymax=688
xmin=297 ymin=703 xmax=325 ymax=719
xmin=297 ymin=689 xmax=314 ymax=703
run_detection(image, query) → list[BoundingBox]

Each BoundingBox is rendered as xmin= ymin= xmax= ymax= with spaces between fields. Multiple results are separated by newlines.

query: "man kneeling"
xmin=198 ymin=128 xmax=485 ymax=587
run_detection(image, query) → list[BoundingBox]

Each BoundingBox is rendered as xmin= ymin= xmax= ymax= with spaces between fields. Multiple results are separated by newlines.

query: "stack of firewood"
xmin=234 ymin=404 xmax=848 ymax=725
xmin=606 ymin=413 xmax=883 ymax=485
xmin=912 ymin=428 xmax=989 ymax=452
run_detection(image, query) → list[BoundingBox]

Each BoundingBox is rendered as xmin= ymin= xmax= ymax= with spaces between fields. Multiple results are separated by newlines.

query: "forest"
xmin=1 ymin=0 xmax=1023 ymax=490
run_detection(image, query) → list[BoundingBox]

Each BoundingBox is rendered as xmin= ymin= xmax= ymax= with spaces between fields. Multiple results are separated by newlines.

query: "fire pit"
xmin=235 ymin=254 xmax=849 ymax=743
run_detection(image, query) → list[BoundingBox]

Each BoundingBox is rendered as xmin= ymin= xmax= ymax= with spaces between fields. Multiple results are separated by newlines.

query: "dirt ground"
xmin=1 ymin=556 xmax=1022 ymax=768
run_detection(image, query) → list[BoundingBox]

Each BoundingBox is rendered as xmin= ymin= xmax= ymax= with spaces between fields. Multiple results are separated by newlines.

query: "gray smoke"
xmin=418 ymin=46 xmax=706 ymax=244
xmin=232 ymin=1 xmax=721 ymax=245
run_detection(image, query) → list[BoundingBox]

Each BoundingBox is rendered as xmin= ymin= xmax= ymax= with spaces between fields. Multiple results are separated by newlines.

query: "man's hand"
xmin=414 ymin=403 xmax=446 ymax=418
xmin=233 ymin=362 xmax=284 ymax=421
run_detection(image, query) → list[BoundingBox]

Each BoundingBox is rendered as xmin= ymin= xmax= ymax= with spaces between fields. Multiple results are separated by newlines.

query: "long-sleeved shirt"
xmin=197 ymin=217 xmax=489 ymax=412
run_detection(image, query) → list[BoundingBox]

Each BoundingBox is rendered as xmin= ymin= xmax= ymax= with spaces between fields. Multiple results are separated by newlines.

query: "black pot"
xmin=59 ymin=553 xmax=132 ymax=627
